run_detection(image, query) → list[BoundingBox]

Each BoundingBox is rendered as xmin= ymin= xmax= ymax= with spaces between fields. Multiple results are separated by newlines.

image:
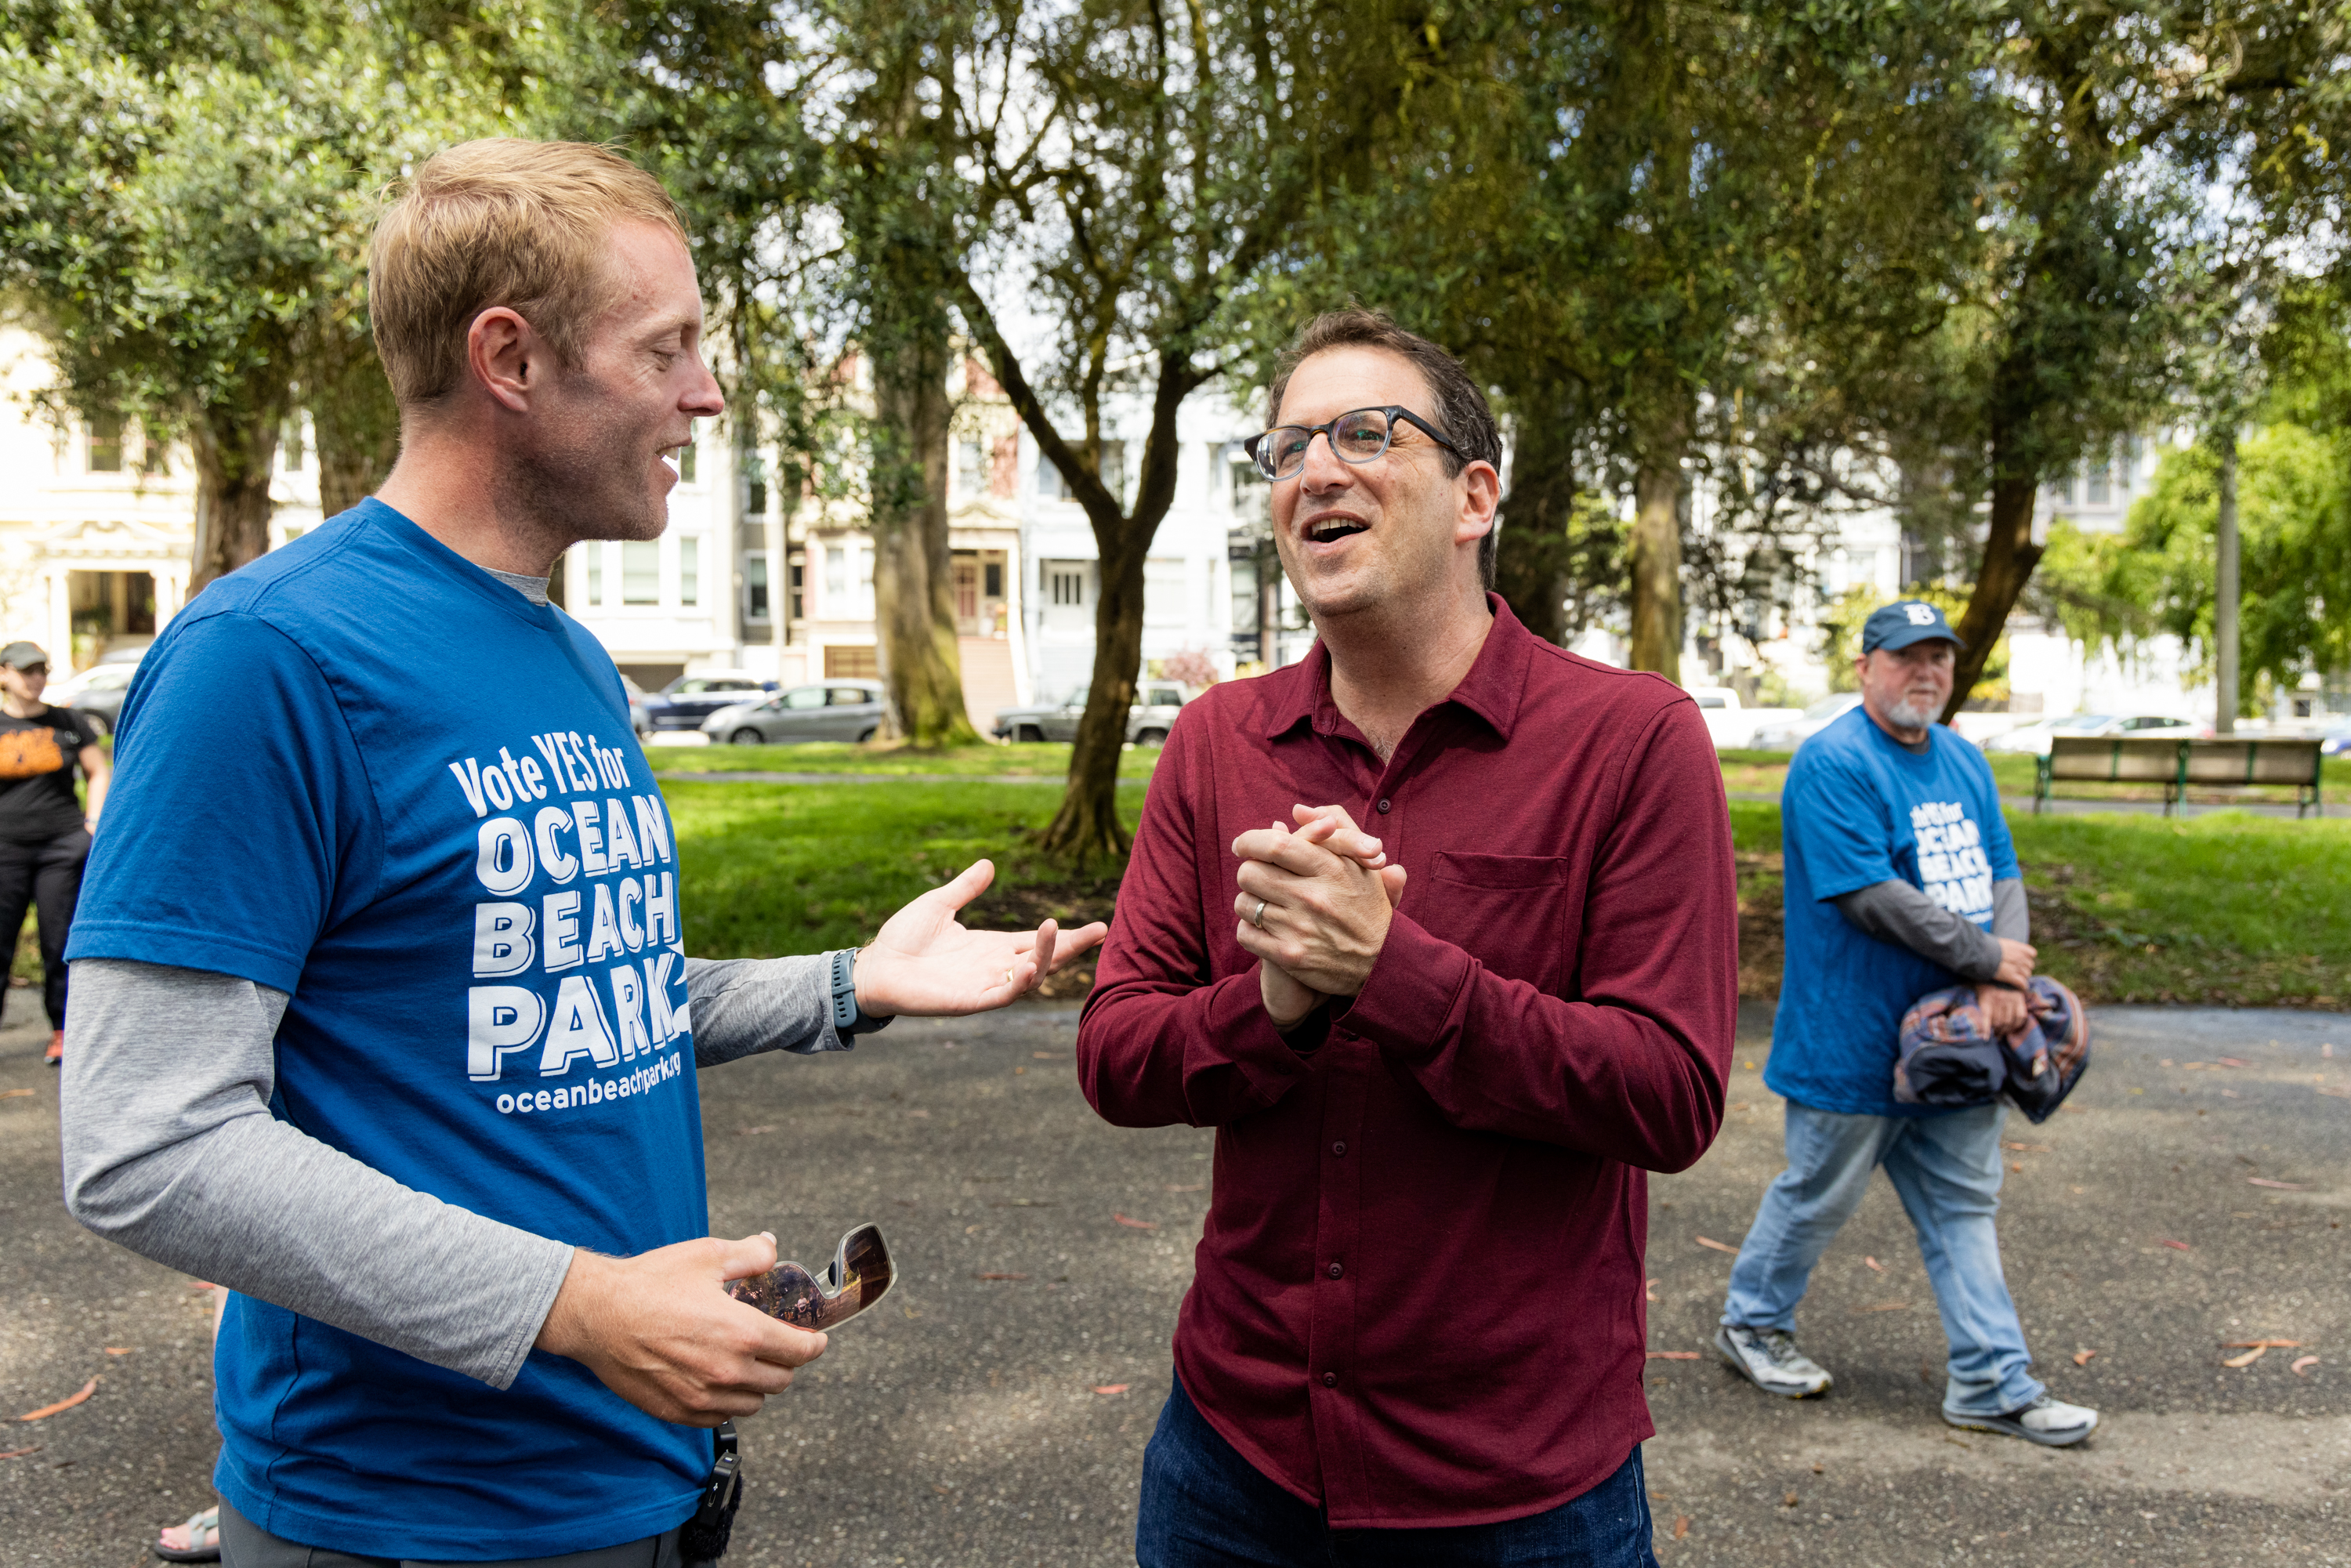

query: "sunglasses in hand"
xmin=725 ymin=1222 xmax=895 ymax=1331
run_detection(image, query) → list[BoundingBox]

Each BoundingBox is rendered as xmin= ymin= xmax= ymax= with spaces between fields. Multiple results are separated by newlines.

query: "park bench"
xmin=2035 ymin=734 xmax=2324 ymax=817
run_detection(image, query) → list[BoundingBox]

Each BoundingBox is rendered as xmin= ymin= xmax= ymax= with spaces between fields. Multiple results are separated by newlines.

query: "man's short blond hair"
xmin=369 ymin=139 xmax=688 ymax=407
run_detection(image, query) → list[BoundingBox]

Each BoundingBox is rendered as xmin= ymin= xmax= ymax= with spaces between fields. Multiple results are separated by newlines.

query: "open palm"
xmin=855 ymin=859 xmax=1108 ymax=1018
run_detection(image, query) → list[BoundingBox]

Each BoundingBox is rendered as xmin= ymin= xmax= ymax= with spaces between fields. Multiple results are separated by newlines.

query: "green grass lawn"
xmin=663 ymin=779 xmax=1146 ymax=974
xmin=1727 ymin=801 xmax=2351 ymax=1007
xmin=646 ymin=739 xmax=1161 ymax=780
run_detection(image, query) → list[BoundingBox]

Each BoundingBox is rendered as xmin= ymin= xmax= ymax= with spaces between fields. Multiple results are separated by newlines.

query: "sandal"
xmin=154 ymin=1505 xmax=222 ymax=1563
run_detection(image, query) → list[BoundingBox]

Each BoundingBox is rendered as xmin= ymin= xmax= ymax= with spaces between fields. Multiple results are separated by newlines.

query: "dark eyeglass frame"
xmin=725 ymin=1222 xmax=894 ymax=1331
xmin=1243 ymin=405 xmax=1467 ymax=482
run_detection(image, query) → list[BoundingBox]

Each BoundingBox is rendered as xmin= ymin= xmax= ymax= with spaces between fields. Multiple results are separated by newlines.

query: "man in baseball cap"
xmin=1710 ymin=599 xmax=2098 ymax=1448
xmin=0 ymin=639 xmax=110 ymax=1067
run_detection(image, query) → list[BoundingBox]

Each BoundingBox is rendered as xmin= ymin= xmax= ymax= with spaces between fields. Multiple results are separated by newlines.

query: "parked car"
xmin=2313 ymin=715 xmax=2351 ymax=757
xmin=640 ymin=674 xmax=770 ymax=732
xmin=993 ymin=681 xmax=1193 ymax=745
xmin=1748 ymin=693 xmax=1864 ymax=751
xmin=1983 ymin=712 xmax=2209 ymax=755
xmin=703 ymin=681 xmax=888 ymax=745
xmin=45 ymin=657 xmax=140 ymax=736
xmin=1683 ymin=686 xmax=1802 ymax=751
xmin=1980 ymin=713 xmax=2114 ymax=755
xmin=621 ymin=674 xmax=654 ymax=737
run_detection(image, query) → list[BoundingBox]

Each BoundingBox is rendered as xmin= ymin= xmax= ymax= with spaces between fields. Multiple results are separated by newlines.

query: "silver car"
xmin=993 ymin=682 xmax=1191 ymax=745
xmin=703 ymin=681 xmax=888 ymax=745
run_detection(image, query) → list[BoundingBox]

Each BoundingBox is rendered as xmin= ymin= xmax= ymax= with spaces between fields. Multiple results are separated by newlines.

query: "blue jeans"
xmin=1721 ymin=1100 xmax=2043 ymax=1418
xmin=1136 ymin=1374 xmax=1660 ymax=1567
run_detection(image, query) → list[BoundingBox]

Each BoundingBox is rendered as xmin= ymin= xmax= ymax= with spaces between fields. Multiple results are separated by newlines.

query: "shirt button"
xmin=1322 ymin=1372 xmax=1339 ymax=1388
xmin=1331 ymin=1141 xmax=1347 ymax=1157
xmin=1328 ymin=1262 xmax=1343 ymax=1279
xmin=1375 ymin=798 xmax=1392 ymax=814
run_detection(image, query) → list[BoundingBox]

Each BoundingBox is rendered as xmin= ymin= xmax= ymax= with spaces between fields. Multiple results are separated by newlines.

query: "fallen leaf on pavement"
xmin=1091 ymin=1385 xmax=1131 ymax=1396
xmin=1646 ymin=1351 xmax=1701 ymax=1360
xmin=2222 ymin=1346 xmax=2267 ymax=1368
xmin=1694 ymin=1235 xmax=1737 ymax=1254
xmin=1112 ymin=1213 xmax=1159 ymax=1230
xmin=103 ymin=1348 xmax=132 ymax=1356
xmin=1782 ymin=1490 xmax=1799 ymax=1508
xmin=1864 ymin=1256 xmax=1884 ymax=1272
xmin=2218 ymin=1057 xmax=2251 ymax=1068
xmin=2291 ymin=1356 xmax=2319 ymax=1375
xmin=2073 ymin=1349 xmax=2097 ymax=1366
xmin=2248 ymin=1178 xmax=2307 ymax=1190
xmin=975 ymin=1273 xmax=1030 ymax=1281
xmin=2158 ymin=1239 xmax=2191 ymax=1251
xmin=18 ymin=1378 xmax=97 ymax=1421
xmin=1033 ymin=1052 xmax=1060 ymax=1059
xmin=1165 ymin=1183 xmax=1204 ymax=1193
xmin=0 ymin=1446 xmax=38 ymax=1460
xmin=1672 ymin=1515 xmax=1690 ymax=1541
xmin=0 ymin=1088 xmax=32 ymax=1100
xmin=2224 ymin=1339 xmax=2301 ymax=1349
xmin=1646 ymin=1278 xmax=1661 ymax=1302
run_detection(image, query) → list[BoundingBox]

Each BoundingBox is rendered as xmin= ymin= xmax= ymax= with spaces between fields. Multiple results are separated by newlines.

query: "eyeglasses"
xmin=725 ymin=1222 xmax=895 ymax=1331
xmin=1243 ymin=406 xmax=1466 ymax=482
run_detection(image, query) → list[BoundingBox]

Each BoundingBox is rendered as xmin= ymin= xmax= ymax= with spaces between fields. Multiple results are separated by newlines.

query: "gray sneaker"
xmin=1945 ymin=1394 xmax=2098 ymax=1447
xmin=1714 ymin=1324 xmax=1834 ymax=1398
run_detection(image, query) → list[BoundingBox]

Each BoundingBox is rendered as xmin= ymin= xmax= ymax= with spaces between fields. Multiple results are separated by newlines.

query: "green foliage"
xmin=2052 ymin=429 xmax=2351 ymax=702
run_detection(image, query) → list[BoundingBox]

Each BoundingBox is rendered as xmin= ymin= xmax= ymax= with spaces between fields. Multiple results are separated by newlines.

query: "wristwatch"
xmin=829 ymin=948 xmax=892 ymax=1037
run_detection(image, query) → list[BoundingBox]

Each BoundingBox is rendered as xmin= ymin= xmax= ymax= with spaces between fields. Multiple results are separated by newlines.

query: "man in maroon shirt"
xmin=1078 ymin=309 xmax=1739 ymax=1566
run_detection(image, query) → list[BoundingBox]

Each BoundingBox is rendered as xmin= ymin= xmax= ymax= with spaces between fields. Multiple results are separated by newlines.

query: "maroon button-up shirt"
xmin=1078 ymin=599 xmax=1738 ymax=1527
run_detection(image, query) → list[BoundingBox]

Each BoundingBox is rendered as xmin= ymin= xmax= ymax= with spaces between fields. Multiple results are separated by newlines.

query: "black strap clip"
xmin=679 ymin=1418 xmax=742 ymax=1565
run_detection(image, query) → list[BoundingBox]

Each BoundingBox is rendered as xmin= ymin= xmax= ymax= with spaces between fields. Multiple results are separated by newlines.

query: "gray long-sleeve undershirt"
xmin=59 ymin=952 xmax=849 ymax=1391
xmin=1831 ymin=877 xmax=2029 ymax=979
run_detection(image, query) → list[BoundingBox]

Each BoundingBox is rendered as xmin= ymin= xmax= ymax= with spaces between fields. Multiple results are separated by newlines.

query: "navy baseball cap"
xmin=1860 ymin=599 xmax=1967 ymax=654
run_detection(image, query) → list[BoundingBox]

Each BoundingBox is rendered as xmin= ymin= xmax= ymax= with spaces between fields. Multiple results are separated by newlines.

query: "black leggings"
xmin=0 ymin=829 xmax=89 ymax=1030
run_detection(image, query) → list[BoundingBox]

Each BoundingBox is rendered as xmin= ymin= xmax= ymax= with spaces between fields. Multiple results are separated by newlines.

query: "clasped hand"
xmin=1976 ymin=937 xmax=2039 ymax=1037
xmin=1233 ymin=805 xmax=1405 ymax=1030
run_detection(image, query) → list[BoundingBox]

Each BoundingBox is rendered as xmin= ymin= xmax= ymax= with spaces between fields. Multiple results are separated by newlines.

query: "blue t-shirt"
xmin=1765 ymin=706 xmax=2019 ymax=1117
xmin=69 ymin=501 xmax=709 ymax=1558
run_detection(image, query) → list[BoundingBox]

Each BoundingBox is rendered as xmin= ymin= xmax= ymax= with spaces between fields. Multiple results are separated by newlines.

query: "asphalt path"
xmin=2 ymin=985 xmax=2344 ymax=1567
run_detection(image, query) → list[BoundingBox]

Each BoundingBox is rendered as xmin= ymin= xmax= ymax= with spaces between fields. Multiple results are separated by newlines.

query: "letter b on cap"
xmin=1905 ymin=603 xmax=1937 ymax=625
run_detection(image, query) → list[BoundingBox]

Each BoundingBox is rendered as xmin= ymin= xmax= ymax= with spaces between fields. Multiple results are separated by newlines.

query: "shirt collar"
xmin=1261 ymin=593 xmax=1531 ymax=744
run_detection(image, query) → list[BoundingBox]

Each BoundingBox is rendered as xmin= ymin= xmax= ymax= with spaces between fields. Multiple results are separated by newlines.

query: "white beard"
xmin=1885 ymin=695 xmax=1939 ymax=730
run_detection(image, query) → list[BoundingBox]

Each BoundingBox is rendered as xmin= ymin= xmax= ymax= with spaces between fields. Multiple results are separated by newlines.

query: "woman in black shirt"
xmin=0 ymin=641 xmax=112 ymax=1065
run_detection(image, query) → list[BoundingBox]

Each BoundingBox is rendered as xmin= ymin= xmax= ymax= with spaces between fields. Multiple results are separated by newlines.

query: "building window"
xmin=746 ymin=553 xmax=769 ymax=621
xmin=680 ymin=538 xmax=700 ymax=606
xmin=1051 ymin=568 xmax=1085 ymax=607
xmin=679 ymin=425 xmax=697 ymax=483
xmin=825 ymin=545 xmax=847 ymax=608
xmin=984 ymin=561 xmax=1003 ymax=598
xmin=744 ymin=454 xmax=767 ymax=518
xmin=958 ymin=439 xmax=984 ymax=498
xmin=2085 ymin=455 xmax=2110 ymax=507
xmin=586 ymin=545 xmax=603 ymax=606
xmin=622 ymin=541 xmax=660 ymax=604
xmin=88 ymin=412 xmax=124 ymax=473
xmin=824 ymin=644 xmax=878 ymax=679
xmin=788 ymin=556 xmax=805 ymax=621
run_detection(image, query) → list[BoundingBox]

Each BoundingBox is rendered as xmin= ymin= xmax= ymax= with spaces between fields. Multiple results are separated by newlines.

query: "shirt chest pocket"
xmin=1421 ymin=851 xmax=1581 ymax=994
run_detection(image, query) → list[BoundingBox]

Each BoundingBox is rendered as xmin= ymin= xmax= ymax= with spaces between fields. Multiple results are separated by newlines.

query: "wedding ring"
xmin=1251 ymin=898 xmax=1267 ymax=929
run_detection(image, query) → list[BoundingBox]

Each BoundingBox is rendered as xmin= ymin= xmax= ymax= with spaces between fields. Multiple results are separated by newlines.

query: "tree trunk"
xmin=188 ymin=406 xmax=282 ymax=595
xmin=1940 ymin=466 xmax=2043 ymax=722
xmin=309 ymin=323 xmax=400 ymax=519
xmin=1493 ymin=406 xmax=1582 ymax=646
xmin=1627 ymin=447 xmax=1684 ymax=678
xmin=2212 ymin=427 xmax=2240 ymax=734
xmin=869 ymin=331 xmax=978 ymax=748
xmin=1040 ymin=529 xmax=1147 ymax=866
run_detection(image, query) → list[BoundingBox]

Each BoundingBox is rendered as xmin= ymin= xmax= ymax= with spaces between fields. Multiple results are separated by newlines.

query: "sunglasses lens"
xmin=725 ymin=1222 xmax=895 ymax=1331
